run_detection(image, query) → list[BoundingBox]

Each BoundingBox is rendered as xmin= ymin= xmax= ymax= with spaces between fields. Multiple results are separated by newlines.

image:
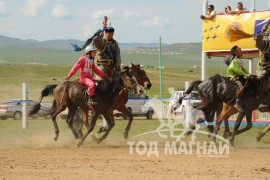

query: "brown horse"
xmin=212 ymin=102 xmax=270 ymax=143
xmin=29 ymin=64 xmax=152 ymax=147
xmin=29 ymin=68 xmax=135 ymax=144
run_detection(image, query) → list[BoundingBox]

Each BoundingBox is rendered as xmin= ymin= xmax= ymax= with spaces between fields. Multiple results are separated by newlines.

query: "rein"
xmin=135 ymin=75 xmax=148 ymax=81
xmin=119 ymin=72 xmax=136 ymax=90
xmin=227 ymin=78 xmax=250 ymax=105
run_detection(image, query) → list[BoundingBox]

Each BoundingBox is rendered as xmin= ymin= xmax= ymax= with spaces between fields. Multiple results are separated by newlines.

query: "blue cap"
xmin=105 ymin=26 xmax=114 ymax=33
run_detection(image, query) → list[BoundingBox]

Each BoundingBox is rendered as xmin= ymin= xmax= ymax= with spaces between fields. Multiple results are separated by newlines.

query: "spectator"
xmin=230 ymin=2 xmax=249 ymax=15
xmin=200 ymin=5 xmax=217 ymax=20
xmin=218 ymin=6 xmax=231 ymax=15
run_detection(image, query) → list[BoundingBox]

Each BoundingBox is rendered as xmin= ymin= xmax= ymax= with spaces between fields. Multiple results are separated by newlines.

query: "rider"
xmin=227 ymin=45 xmax=250 ymax=112
xmin=93 ymin=25 xmax=121 ymax=78
xmin=66 ymin=45 xmax=107 ymax=105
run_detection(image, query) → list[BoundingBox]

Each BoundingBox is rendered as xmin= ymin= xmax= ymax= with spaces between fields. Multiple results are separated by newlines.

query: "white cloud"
xmin=21 ymin=0 xmax=47 ymax=17
xmin=123 ymin=11 xmax=140 ymax=19
xmin=51 ymin=5 xmax=70 ymax=19
xmin=92 ymin=9 xmax=115 ymax=20
xmin=82 ymin=25 xmax=95 ymax=39
xmin=0 ymin=2 xmax=7 ymax=16
xmin=141 ymin=17 xmax=171 ymax=28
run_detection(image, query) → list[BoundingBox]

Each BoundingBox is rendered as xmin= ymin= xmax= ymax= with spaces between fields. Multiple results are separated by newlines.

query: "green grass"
xmin=0 ymin=118 xmax=269 ymax=149
xmin=0 ymin=58 xmax=230 ymax=101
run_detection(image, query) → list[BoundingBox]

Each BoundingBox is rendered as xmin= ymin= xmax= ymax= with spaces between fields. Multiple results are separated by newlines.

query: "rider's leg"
xmin=81 ymin=78 xmax=96 ymax=105
xmin=234 ymin=79 xmax=244 ymax=112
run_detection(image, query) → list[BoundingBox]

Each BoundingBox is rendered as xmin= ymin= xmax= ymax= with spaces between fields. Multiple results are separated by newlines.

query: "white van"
xmin=114 ymin=92 xmax=154 ymax=119
xmin=168 ymin=90 xmax=202 ymax=118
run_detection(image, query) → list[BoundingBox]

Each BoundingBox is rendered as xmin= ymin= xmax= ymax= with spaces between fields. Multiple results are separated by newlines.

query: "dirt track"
xmin=0 ymin=147 xmax=270 ymax=180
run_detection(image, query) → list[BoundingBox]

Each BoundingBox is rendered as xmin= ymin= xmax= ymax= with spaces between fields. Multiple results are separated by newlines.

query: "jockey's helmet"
xmin=85 ymin=45 xmax=97 ymax=53
xmin=105 ymin=26 xmax=114 ymax=33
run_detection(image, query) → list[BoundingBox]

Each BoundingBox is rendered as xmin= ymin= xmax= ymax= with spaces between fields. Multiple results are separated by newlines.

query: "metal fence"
xmin=230 ymin=110 xmax=270 ymax=122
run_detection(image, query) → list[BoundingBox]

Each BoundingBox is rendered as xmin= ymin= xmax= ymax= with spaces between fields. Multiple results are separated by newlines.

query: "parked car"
xmin=0 ymin=99 xmax=52 ymax=120
xmin=168 ymin=90 xmax=202 ymax=117
xmin=114 ymin=92 xmax=154 ymax=119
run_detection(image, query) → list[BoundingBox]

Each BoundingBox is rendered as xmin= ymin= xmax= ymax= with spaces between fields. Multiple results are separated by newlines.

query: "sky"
xmin=0 ymin=0 xmax=269 ymax=44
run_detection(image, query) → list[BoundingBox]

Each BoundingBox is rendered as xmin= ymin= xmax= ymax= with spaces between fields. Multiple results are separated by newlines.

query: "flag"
xmin=202 ymin=11 xmax=270 ymax=52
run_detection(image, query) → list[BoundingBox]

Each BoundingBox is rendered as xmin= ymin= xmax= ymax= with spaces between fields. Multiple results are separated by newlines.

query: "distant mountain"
xmin=0 ymin=35 xmax=171 ymax=50
xmin=0 ymin=35 xmax=202 ymax=66
xmin=0 ymin=35 xmax=200 ymax=50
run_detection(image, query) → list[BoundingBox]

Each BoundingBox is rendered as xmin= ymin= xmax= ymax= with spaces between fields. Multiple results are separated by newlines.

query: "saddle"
xmin=72 ymin=79 xmax=102 ymax=97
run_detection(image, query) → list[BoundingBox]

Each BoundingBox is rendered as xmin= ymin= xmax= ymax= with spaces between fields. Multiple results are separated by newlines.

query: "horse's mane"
xmin=94 ymin=69 xmax=131 ymax=102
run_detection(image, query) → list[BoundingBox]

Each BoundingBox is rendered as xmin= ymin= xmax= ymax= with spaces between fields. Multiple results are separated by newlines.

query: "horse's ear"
xmin=131 ymin=63 xmax=134 ymax=67
xmin=123 ymin=66 xmax=130 ymax=76
xmin=123 ymin=66 xmax=129 ymax=70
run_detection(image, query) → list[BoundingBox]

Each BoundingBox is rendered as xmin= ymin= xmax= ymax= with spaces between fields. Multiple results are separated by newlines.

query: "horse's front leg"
xmin=256 ymin=125 xmax=270 ymax=142
xmin=229 ymin=112 xmax=246 ymax=147
xmin=95 ymin=111 xmax=115 ymax=144
xmin=234 ymin=111 xmax=252 ymax=135
xmin=76 ymin=110 xmax=99 ymax=148
xmin=116 ymin=105 xmax=133 ymax=139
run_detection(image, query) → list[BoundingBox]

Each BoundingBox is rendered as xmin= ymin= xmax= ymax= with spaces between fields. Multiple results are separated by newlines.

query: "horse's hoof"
xmin=98 ymin=127 xmax=107 ymax=134
xmin=229 ymin=141 xmax=235 ymax=148
xmin=223 ymin=132 xmax=232 ymax=139
xmin=123 ymin=132 xmax=128 ymax=139
xmin=97 ymin=139 xmax=103 ymax=144
xmin=91 ymin=133 xmax=99 ymax=142
xmin=186 ymin=130 xmax=193 ymax=136
xmin=255 ymin=137 xmax=261 ymax=142
xmin=196 ymin=117 xmax=205 ymax=124
xmin=76 ymin=139 xmax=82 ymax=148
xmin=54 ymin=136 xmax=58 ymax=141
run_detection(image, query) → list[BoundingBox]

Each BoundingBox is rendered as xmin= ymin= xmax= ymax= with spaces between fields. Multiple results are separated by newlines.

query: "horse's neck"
xmin=256 ymin=39 xmax=270 ymax=53
xmin=259 ymin=75 xmax=270 ymax=91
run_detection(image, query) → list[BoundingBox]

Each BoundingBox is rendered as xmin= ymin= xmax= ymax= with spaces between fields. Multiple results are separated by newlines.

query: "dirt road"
xmin=0 ymin=147 xmax=270 ymax=180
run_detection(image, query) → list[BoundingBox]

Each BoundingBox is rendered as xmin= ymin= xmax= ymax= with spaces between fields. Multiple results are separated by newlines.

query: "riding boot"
xmin=88 ymin=95 xmax=98 ymax=105
xmin=234 ymin=79 xmax=245 ymax=112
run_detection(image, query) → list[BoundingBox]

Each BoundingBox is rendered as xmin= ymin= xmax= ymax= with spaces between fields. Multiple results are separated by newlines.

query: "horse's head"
xmin=119 ymin=66 xmax=137 ymax=91
xmin=130 ymin=63 xmax=152 ymax=90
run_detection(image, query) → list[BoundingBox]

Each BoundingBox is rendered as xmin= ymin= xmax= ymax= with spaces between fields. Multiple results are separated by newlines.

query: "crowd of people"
xmin=200 ymin=2 xmax=250 ymax=20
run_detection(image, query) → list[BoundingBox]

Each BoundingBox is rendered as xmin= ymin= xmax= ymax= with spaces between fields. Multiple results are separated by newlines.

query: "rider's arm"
xmin=231 ymin=59 xmax=250 ymax=78
xmin=67 ymin=57 xmax=84 ymax=78
xmin=81 ymin=30 xmax=102 ymax=50
xmin=114 ymin=41 xmax=121 ymax=67
xmin=92 ymin=63 xmax=106 ymax=77
xmin=93 ymin=35 xmax=104 ymax=50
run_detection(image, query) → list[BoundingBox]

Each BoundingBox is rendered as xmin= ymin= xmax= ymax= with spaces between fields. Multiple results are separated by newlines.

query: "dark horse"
xmin=29 ymin=64 xmax=151 ymax=147
xmin=96 ymin=63 xmax=152 ymax=137
xmin=179 ymin=73 xmax=270 ymax=146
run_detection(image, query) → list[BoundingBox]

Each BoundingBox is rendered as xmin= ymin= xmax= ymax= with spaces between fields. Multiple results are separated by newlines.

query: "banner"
xmin=202 ymin=11 xmax=270 ymax=52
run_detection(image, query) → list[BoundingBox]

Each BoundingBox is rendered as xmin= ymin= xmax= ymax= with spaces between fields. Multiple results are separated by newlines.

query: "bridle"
xmin=130 ymin=68 xmax=149 ymax=83
xmin=119 ymin=71 xmax=137 ymax=90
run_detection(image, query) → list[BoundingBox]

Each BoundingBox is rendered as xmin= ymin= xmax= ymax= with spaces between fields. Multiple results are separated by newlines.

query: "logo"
xmin=127 ymin=87 xmax=230 ymax=158
xmin=225 ymin=22 xmax=243 ymax=41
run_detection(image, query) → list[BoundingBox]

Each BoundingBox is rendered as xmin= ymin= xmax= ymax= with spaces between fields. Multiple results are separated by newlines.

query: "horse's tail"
xmin=178 ymin=80 xmax=202 ymax=105
xmin=28 ymin=84 xmax=58 ymax=116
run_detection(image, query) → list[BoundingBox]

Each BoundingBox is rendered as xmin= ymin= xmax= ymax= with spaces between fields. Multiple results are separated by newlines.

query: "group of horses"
xmin=178 ymin=27 xmax=270 ymax=146
xmin=29 ymin=64 xmax=152 ymax=147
